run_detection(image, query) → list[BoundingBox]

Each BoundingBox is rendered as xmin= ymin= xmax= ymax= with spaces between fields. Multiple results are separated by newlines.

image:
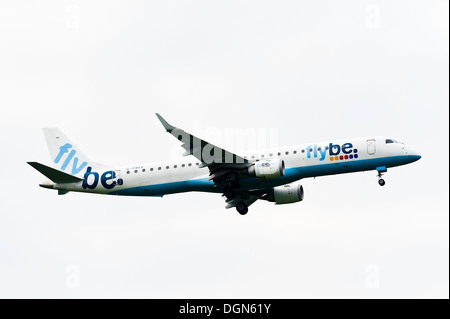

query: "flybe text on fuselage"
xmin=306 ymin=142 xmax=359 ymax=161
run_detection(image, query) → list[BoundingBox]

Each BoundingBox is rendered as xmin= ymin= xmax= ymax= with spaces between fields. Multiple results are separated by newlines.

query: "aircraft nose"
xmin=407 ymin=149 xmax=421 ymax=162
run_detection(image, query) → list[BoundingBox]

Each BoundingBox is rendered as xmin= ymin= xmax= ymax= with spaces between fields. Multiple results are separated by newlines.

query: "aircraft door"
xmin=367 ymin=139 xmax=376 ymax=155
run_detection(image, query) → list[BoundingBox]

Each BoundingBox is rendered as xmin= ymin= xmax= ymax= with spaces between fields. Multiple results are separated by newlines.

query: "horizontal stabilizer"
xmin=27 ymin=162 xmax=83 ymax=184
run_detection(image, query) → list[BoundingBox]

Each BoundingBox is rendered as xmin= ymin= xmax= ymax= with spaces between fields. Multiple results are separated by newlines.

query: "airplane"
xmin=28 ymin=114 xmax=421 ymax=215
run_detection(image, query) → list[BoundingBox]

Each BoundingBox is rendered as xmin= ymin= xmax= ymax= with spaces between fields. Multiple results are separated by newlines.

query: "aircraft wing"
xmin=156 ymin=113 xmax=252 ymax=185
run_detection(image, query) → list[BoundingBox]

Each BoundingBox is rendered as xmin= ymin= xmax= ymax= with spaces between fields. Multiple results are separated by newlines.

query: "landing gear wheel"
xmin=236 ymin=202 xmax=248 ymax=215
xmin=377 ymin=168 xmax=387 ymax=187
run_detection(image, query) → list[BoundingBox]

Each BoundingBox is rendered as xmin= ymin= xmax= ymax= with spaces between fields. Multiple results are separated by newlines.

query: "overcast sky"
xmin=0 ymin=0 xmax=448 ymax=298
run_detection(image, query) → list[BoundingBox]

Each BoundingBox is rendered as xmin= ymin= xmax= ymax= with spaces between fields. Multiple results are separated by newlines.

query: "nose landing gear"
xmin=376 ymin=166 xmax=387 ymax=187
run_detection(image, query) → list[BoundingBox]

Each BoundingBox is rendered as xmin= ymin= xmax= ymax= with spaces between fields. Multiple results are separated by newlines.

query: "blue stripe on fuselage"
xmin=108 ymin=155 xmax=420 ymax=197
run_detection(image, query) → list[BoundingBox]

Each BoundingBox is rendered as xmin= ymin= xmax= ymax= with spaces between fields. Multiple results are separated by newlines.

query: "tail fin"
xmin=42 ymin=128 xmax=105 ymax=177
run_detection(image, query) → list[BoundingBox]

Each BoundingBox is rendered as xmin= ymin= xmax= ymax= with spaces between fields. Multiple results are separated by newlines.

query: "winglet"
xmin=156 ymin=113 xmax=176 ymax=133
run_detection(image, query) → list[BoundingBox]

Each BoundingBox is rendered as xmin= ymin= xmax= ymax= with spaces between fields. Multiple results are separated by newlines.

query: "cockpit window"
xmin=386 ymin=139 xmax=405 ymax=144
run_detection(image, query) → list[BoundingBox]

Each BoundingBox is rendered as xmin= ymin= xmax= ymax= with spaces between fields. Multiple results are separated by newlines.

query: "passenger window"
xmin=134 ymin=170 xmax=138 ymax=173
xmin=188 ymin=163 xmax=192 ymax=167
xmin=150 ymin=168 xmax=153 ymax=171
xmin=127 ymin=171 xmax=130 ymax=174
xmin=142 ymin=169 xmax=146 ymax=172
xmin=174 ymin=165 xmax=177 ymax=168
xmin=293 ymin=150 xmax=297 ymax=154
xmin=269 ymin=153 xmax=273 ymax=157
xmin=196 ymin=163 xmax=199 ymax=166
xmin=158 ymin=167 xmax=161 ymax=170
xmin=166 ymin=166 xmax=169 ymax=169
xmin=278 ymin=152 xmax=281 ymax=156
xmin=285 ymin=151 xmax=289 ymax=155
xmin=182 ymin=164 xmax=185 ymax=167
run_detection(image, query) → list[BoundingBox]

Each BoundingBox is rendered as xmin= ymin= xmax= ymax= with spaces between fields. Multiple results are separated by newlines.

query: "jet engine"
xmin=264 ymin=184 xmax=304 ymax=204
xmin=248 ymin=158 xmax=285 ymax=179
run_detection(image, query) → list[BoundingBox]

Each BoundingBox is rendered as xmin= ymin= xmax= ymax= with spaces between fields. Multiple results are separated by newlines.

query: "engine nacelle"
xmin=266 ymin=184 xmax=304 ymax=204
xmin=248 ymin=158 xmax=285 ymax=179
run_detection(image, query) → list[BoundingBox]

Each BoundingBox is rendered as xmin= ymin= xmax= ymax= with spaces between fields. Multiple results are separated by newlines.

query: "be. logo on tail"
xmin=82 ymin=167 xmax=123 ymax=190
xmin=55 ymin=143 xmax=88 ymax=175
xmin=55 ymin=143 xmax=123 ymax=190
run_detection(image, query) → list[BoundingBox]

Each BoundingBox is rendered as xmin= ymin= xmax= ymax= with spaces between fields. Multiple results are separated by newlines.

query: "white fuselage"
xmin=52 ymin=136 xmax=421 ymax=197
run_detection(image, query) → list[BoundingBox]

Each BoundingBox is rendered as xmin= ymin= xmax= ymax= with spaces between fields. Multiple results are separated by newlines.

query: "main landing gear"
xmin=222 ymin=173 xmax=248 ymax=215
xmin=223 ymin=185 xmax=235 ymax=199
xmin=223 ymin=187 xmax=248 ymax=215
xmin=376 ymin=166 xmax=387 ymax=187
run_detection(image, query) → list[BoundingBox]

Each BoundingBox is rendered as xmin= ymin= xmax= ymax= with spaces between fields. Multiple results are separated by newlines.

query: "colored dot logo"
xmin=330 ymin=149 xmax=358 ymax=162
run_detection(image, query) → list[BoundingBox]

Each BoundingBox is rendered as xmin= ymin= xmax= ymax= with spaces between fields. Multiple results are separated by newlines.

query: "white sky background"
xmin=0 ymin=0 xmax=448 ymax=298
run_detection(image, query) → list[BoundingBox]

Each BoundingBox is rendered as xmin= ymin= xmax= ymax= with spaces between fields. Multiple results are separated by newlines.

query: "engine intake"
xmin=248 ymin=158 xmax=285 ymax=179
xmin=264 ymin=184 xmax=304 ymax=204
